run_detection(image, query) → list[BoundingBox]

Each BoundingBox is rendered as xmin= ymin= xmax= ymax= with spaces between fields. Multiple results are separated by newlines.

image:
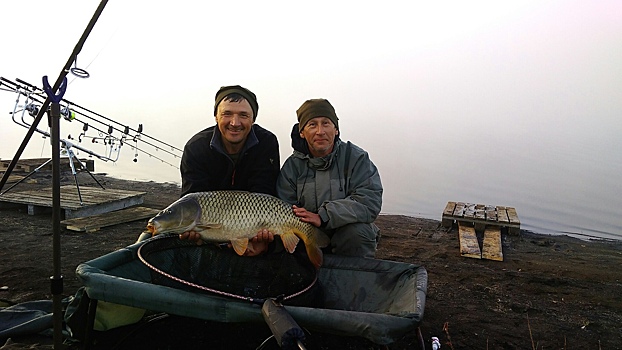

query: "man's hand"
xmin=181 ymin=229 xmax=274 ymax=255
xmin=244 ymin=229 xmax=275 ymax=256
xmin=292 ymin=205 xmax=321 ymax=227
xmin=179 ymin=230 xmax=203 ymax=245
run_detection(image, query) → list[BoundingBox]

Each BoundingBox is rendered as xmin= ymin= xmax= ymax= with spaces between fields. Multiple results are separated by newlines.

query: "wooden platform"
xmin=61 ymin=206 xmax=160 ymax=232
xmin=441 ymin=201 xmax=520 ymax=234
xmin=0 ymin=185 xmax=145 ymax=219
xmin=1 ymin=157 xmax=95 ymax=173
xmin=444 ymin=201 xmax=518 ymax=261
xmin=0 ymin=174 xmax=26 ymax=184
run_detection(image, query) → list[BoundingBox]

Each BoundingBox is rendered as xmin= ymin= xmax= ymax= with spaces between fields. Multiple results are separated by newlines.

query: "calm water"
xmin=2 ymin=106 xmax=619 ymax=241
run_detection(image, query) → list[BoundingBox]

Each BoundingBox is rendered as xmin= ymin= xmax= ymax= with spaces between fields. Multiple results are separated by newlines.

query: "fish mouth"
xmin=146 ymin=219 xmax=160 ymax=235
xmin=146 ymin=220 xmax=195 ymax=236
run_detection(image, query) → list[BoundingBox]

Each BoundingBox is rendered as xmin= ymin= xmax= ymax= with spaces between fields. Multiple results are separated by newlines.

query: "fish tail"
xmin=290 ymin=227 xmax=325 ymax=269
xmin=305 ymin=244 xmax=324 ymax=270
xmin=314 ymin=227 xmax=331 ymax=248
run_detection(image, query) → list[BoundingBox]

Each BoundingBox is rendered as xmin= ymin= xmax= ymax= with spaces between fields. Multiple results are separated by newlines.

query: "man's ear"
xmin=335 ymin=129 xmax=339 ymax=135
xmin=299 ymin=132 xmax=305 ymax=138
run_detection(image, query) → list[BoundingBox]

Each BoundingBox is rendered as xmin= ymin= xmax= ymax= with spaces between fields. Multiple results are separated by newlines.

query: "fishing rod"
xmin=3 ymin=76 xmax=182 ymax=167
xmin=8 ymin=89 xmax=178 ymax=167
xmin=11 ymin=76 xmax=183 ymax=155
xmin=7 ymin=76 xmax=182 ymax=154
xmin=5 ymin=82 xmax=120 ymax=162
xmin=6 ymin=76 xmax=183 ymax=160
xmin=63 ymin=95 xmax=183 ymax=154
xmin=67 ymin=107 xmax=181 ymax=163
xmin=1 ymin=3 xmax=113 ymax=349
xmin=5 ymin=77 xmax=128 ymax=144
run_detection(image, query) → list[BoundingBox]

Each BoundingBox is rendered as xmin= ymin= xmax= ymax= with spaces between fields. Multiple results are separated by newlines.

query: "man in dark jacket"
xmin=180 ymin=85 xmax=279 ymax=196
xmin=178 ymin=85 xmax=280 ymax=255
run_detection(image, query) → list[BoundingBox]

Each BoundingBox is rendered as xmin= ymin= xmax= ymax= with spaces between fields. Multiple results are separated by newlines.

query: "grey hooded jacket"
xmin=276 ymin=125 xmax=383 ymax=230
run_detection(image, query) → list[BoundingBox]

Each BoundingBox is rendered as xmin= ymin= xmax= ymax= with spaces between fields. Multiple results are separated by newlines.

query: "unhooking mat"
xmin=75 ymin=236 xmax=428 ymax=345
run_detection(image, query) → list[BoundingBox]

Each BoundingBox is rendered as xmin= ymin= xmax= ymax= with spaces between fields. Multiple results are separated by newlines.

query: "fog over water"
xmin=1 ymin=1 xmax=621 ymax=240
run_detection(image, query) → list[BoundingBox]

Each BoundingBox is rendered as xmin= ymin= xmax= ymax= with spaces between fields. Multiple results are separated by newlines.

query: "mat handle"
xmin=261 ymin=298 xmax=306 ymax=350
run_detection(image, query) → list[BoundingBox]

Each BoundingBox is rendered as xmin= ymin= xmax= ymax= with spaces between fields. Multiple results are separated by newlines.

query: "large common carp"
xmin=146 ymin=191 xmax=331 ymax=268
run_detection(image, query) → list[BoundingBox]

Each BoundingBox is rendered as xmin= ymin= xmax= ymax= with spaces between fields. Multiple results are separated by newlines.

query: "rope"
xmin=137 ymin=236 xmax=317 ymax=305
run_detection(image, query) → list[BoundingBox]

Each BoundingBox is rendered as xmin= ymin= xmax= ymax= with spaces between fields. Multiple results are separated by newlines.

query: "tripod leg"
xmin=66 ymin=153 xmax=84 ymax=205
xmin=0 ymin=158 xmax=53 ymax=195
xmin=72 ymin=155 xmax=105 ymax=190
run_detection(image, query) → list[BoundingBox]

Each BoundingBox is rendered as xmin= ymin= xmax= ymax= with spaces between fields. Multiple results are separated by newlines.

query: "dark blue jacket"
xmin=180 ymin=124 xmax=280 ymax=196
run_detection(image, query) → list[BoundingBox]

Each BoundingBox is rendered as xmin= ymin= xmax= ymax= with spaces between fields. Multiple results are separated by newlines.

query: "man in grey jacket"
xmin=276 ymin=98 xmax=383 ymax=258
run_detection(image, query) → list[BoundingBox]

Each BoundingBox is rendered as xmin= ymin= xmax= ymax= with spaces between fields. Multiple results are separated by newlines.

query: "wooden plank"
xmin=474 ymin=204 xmax=486 ymax=232
xmin=506 ymin=207 xmax=520 ymax=234
xmin=474 ymin=204 xmax=485 ymax=220
xmin=463 ymin=203 xmax=476 ymax=219
xmin=458 ymin=223 xmax=481 ymax=259
xmin=482 ymin=226 xmax=503 ymax=261
xmin=0 ymin=186 xmax=145 ymax=208
xmin=485 ymin=205 xmax=497 ymax=222
xmin=441 ymin=201 xmax=456 ymax=227
xmin=0 ymin=185 xmax=146 ymax=219
xmin=62 ymin=206 xmax=161 ymax=232
xmin=0 ymin=174 xmax=25 ymax=184
xmin=64 ymin=195 xmax=145 ymax=219
xmin=442 ymin=201 xmax=456 ymax=216
xmin=506 ymin=207 xmax=520 ymax=225
xmin=454 ymin=202 xmax=465 ymax=218
xmin=496 ymin=206 xmax=510 ymax=224
xmin=0 ymin=157 xmax=94 ymax=172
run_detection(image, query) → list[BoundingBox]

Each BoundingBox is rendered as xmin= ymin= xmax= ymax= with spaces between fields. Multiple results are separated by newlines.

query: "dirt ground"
xmin=1 ymin=170 xmax=621 ymax=349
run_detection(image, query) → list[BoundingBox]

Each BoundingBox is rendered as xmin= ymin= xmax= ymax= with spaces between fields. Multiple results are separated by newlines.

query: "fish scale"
xmin=195 ymin=192 xmax=305 ymax=236
xmin=147 ymin=191 xmax=331 ymax=268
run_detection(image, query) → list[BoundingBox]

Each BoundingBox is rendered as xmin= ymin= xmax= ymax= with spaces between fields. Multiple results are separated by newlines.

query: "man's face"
xmin=299 ymin=116 xmax=338 ymax=157
xmin=215 ymin=98 xmax=254 ymax=152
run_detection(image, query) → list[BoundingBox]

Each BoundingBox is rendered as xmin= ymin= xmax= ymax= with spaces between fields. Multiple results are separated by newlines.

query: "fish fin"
xmin=280 ymin=232 xmax=301 ymax=254
xmin=292 ymin=227 xmax=327 ymax=269
xmin=314 ymin=228 xmax=331 ymax=248
xmin=197 ymin=222 xmax=222 ymax=230
xmin=231 ymin=238 xmax=248 ymax=256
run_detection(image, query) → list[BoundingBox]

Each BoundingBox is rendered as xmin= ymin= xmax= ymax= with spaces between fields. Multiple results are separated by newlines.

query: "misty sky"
xmin=1 ymin=1 xmax=621 ymax=237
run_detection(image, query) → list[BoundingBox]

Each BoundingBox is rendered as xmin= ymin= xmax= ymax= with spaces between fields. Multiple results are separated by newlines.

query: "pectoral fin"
xmin=231 ymin=238 xmax=249 ymax=256
xmin=193 ymin=222 xmax=223 ymax=233
xmin=197 ymin=222 xmax=223 ymax=229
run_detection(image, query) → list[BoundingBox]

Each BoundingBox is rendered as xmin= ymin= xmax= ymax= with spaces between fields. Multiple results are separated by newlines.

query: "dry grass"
xmin=441 ymin=322 xmax=455 ymax=350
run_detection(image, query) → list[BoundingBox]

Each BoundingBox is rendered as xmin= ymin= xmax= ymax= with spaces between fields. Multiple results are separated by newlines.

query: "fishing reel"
xmin=61 ymin=104 xmax=76 ymax=121
xmin=25 ymin=103 xmax=40 ymax=117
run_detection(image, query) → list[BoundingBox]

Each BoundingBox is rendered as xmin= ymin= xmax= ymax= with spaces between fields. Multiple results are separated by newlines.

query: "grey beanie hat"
xmin=213 ymin=85 xmax=259 ymax=120
xmin=296 ymin=98 xmax=339 ymax=132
